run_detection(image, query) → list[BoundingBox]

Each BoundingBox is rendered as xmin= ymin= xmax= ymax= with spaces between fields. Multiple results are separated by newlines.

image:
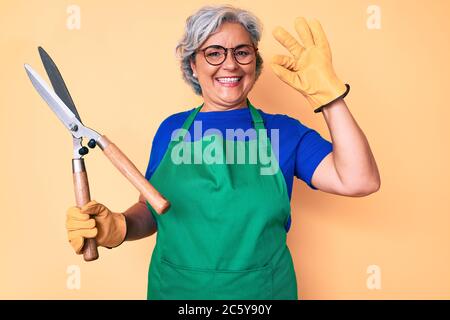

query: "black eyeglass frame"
xmin=195 ymin=44 xmax=259 ymax=66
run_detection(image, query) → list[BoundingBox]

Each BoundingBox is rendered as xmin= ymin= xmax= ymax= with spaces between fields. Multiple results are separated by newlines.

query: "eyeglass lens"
xmin=204 ymin=45 xmax=255 ymax=65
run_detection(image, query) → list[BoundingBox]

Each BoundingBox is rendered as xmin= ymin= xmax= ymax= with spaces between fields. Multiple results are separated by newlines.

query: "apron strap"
xmin=182 ymin=103 xmax=204 ymax=131
xmin=247 ymin=99 xmax=265 ymax=131
xmin=167 ymin=103 xmax=203 ymax=149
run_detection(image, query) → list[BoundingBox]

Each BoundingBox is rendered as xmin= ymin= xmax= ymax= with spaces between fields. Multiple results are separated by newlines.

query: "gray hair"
xmin=175 ymin=5 xmax=264 ymax=95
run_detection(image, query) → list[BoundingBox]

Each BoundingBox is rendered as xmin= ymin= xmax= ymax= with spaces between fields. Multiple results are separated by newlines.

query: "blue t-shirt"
xmin=145 ymin=106 xmax=333 ymax=232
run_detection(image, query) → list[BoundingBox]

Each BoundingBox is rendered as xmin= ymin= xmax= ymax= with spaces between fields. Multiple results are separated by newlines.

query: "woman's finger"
xmin=308 ymin=18 xmax=332 ymax=60
xmin=270 ymin=63 xmax=298 ymax=86
xmin=294 ymin=17 xmax=315 ymax=48
xmin=66 ymin=207 xmax=90 ymax=221
xmin=68 ymin=228 xmax=98 ymax=240
xmin=271 ymin=54 xmax=298 ymax=71
xmin=272 ymin=26 xmax=304 ymax=59
xmin=66 ymin=218 xmax=96 ymax=231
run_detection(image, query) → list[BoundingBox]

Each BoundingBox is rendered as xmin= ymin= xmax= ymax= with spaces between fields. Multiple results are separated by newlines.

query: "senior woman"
xmin=65 ymin=5 xmax=380 ymax=300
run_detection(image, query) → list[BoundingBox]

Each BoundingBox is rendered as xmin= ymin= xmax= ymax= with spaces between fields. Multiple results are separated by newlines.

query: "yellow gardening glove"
xmin=271 ymin=17 xmax=350 ymax=113
xmin=66 ymin=200 xmax=127 ymax=254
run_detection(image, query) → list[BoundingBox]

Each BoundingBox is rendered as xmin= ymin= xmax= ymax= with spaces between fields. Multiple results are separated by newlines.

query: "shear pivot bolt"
xmin=78 ymin=147 xmax=89 ymax=156
xmin=69 ymin=123 xmax=78 ymax=132
xmin=88 ymin=139 xmax=97 ymax=148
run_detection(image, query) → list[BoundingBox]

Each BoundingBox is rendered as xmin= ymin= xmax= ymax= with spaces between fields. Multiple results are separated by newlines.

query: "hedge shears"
xmin=24 ymin=47 xmax=170 ymax=261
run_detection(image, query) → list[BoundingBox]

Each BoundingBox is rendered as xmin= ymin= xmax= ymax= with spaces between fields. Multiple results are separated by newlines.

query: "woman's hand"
xmin=66 ymin=200 xmax=127 ymax=254
xmin=271 ymin=17 xmax=349 ymax=113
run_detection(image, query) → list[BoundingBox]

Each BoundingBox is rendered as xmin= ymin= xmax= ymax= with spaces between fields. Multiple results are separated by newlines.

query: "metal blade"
xmin=38 ymin=46 xmax=83 ymax=123
xmin=24 ymin=64 xmax=85 ymax=138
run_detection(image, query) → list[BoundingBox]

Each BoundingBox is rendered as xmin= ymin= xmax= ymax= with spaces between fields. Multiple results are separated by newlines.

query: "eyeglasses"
xmin=196 ymin=44 xmax=258 ymax=66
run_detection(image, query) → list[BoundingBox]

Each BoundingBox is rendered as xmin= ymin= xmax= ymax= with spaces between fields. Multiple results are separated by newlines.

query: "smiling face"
xmin=190 ymin=22 xmax=257 ymax=112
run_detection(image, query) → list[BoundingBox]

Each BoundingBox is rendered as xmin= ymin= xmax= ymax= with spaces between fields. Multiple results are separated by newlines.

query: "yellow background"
xmin=1 ymin=0 xmax=449 ymax=299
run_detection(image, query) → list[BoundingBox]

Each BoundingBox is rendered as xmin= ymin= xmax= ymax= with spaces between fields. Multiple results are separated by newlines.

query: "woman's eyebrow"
xmin=205 ymin=43 xmax=253 ymax=48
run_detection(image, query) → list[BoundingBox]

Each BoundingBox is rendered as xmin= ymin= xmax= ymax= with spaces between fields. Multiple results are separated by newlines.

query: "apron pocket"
xmin=160 ymin=258 xmax=273 ymax=300
xmin=213 ymin=265 xmax=273 ymax=300
xmin=159 ymin=259 xmax=215 ymax=300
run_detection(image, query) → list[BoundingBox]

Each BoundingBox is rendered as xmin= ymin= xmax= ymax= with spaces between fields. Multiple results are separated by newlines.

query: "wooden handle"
xmin=97 ymin=136 xmax=170 ymax=214
xmin=72 ymin=159 xmax=99 ymax=261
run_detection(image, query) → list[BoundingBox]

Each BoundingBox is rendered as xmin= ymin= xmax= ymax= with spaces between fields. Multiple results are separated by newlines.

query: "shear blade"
xmin=38 ymin=46 xmax=83 ymax=123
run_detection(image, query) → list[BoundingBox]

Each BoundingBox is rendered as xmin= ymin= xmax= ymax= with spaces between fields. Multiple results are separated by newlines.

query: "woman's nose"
xmin=222 ymin=50 xmax=239 ymax=70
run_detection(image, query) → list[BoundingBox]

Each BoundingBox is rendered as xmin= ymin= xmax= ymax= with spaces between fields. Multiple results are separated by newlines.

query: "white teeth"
xmin=217 ymin=77 xmax=241 ymax=83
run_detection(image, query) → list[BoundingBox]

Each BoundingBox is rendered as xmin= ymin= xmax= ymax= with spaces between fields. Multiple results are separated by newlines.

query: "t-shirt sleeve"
xmin=294 ymin=124 xmax=333 ymax=190
xmin=144 ymin=110 xmax=191 ymax=181
xmin=144 ymin=118 xmax=173 ymax=181
xmin=144 ymin=129 xmax=163 ymax=181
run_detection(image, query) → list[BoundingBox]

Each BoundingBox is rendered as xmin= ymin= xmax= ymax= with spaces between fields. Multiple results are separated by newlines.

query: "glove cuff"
xmin=314 ymin=84 xmax=350 ymax=113
xmin=102 ymin=213 xmax=127 ymax=249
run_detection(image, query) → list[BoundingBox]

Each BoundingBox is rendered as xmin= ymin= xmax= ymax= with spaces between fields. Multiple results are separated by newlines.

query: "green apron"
xmin=146 ymin=100 xmax=297 ymax=300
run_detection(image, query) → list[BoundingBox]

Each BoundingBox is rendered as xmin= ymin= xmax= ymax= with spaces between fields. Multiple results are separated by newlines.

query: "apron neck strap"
xmin=247 ymin=99 xmax=265 ymax=131
xmin=181 ymin=103 xmax=203 ymax=131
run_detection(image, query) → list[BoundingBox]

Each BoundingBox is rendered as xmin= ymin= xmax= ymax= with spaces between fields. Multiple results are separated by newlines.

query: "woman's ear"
xmin=190 ymin=59 xmax=197 ymax=78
